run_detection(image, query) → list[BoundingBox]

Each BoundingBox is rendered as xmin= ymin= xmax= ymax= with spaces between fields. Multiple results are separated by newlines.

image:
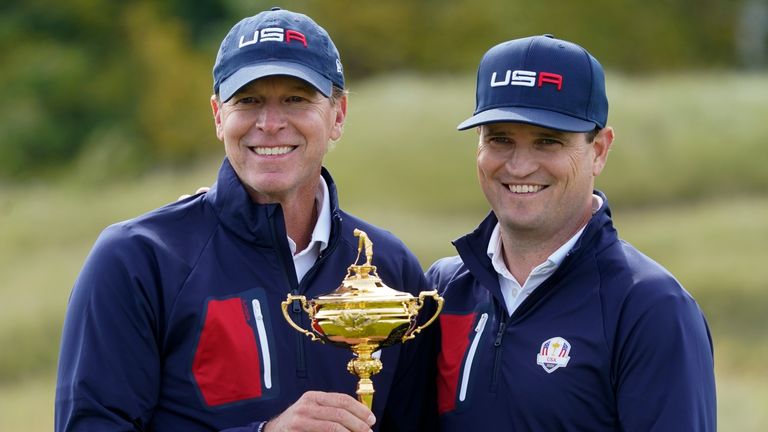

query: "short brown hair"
xmin=585 ymin=126 xmax=601 ymax=143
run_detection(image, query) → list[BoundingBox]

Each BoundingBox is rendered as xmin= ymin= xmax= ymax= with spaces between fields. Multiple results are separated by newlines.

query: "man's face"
xmin=477 ymin=122 xmax=613 ymax=242
xmin=211 ymin=76 xmax=346 ymax=204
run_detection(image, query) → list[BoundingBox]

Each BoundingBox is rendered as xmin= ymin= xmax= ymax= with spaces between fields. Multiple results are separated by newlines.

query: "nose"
xmin=505 ymin=145 xmax=539 ymax=177
xmin=255 ymin=102 xmax=287 ymax=134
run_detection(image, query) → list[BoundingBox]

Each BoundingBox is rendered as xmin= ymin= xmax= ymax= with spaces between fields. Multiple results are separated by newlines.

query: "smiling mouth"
xmin=250 ymin=146 xmax=296 ymax=156
xmin=507 ymin=184 xmax=545 ymax=194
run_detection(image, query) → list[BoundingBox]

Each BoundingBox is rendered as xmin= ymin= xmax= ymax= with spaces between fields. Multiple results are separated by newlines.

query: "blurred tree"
xmin=0 ymin=0 xmax=126 ymax=178
xmin=123 ymin=1 xmax=216 ymax=163
xmin=0 ymin=0 xmax=752 ymax=180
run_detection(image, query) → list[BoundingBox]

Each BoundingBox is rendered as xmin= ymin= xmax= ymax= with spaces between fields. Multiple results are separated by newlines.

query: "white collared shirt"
xmin=487 ymin=194 xmax=603 ymax=316
xmin=287 ymin=176 xmax=331 ymax=282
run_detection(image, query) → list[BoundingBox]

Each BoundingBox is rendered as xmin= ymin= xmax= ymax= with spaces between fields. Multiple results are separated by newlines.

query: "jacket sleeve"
xmin=377 ymin=250 xmax=439 ymax=432
xmin=55 ymin=225 xmax=164 ymax=431
xmin=613 ymin=281 xmax=716 ymax=431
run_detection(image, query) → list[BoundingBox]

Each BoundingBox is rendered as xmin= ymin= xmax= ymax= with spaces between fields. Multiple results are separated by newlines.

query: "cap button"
xmin=270 ymin=6 xmax=281 ymax=11
xmin=543 ymin=33 xmax=555 ymax=38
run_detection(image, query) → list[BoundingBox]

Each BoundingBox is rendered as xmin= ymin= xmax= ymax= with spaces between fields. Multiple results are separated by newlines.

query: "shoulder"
xmin=425 ymin=255 xmax=465 ymax=282
xmin=597 ymin=240 xmax=689 ymax=299
xmin=336 ymin=211 xmax=427 ymax=290
xmin=338 ymin=211 xmax=417 ymax=261
xmin=91 ymin=195 xmax=218 ymax=269
xmin=594 ymin=240 xmax=705 ymax=331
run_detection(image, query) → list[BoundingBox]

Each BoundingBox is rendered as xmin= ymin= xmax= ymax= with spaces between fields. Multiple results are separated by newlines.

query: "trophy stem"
xmin=346 ymin=343 xmax=383 ymax=410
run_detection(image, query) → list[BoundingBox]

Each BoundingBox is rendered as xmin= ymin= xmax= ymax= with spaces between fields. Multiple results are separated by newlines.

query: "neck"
xmin=247 ymin=177 xmax=321 ymax=254
xmin=498 ymin=210 xmax=591 ymax=284
xmin=499 ymin=231 xmax=550 ymax=284
xmin=281 ymin=196 xmax=318 ymax=253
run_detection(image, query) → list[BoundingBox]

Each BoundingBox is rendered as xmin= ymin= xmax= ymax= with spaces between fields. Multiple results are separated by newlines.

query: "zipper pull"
xmin=291 ymin=289 xmax=301 ymax=313
xmin=494 ymin=320 xmax=506 ymax=347
xmin=252 ymin=300 xmax=263 ymax=320
xmin=476 ymin=313 xmax=489 ymax=332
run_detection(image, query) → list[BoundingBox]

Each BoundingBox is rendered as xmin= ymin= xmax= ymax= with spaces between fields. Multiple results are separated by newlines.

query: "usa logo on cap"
xmin=458 ymin=34 xmax=608 ymax=133
xmin=536 ymin=336 xmax=571 ymax=373
xmin=213 ymin=7 xmax=344 ymax=102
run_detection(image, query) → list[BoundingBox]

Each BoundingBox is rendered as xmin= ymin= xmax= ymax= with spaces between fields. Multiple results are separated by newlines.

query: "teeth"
xmin=508 ymin=184 xmax=542 ymax=194
xmin=252 ymin=146 xmax=293 ymax=156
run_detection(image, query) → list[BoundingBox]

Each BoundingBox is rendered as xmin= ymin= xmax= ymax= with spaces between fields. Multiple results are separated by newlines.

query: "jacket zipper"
xmin=490 ymin=314 xmax=507 ymax=392
xmin=290 ymin=289 xmax=307 ymax=378
xmin=251 ymin=299 xmax=272 ymax=389
xmin=459 ymin=313 xmax=488 ymax=401
xmin=291 ymin=211 xmax=342 ymax=378
xmin=268 ymin=209 xmax=308 ymax=378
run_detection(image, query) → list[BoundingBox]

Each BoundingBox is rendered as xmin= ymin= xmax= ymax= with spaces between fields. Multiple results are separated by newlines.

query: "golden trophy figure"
xmin=281 ymin=229 xmax=443 ymax=409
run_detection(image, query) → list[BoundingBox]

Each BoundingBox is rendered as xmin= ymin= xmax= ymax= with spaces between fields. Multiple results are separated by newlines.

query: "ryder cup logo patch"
xmin=536 ymin=337 xmax=571 ymax=373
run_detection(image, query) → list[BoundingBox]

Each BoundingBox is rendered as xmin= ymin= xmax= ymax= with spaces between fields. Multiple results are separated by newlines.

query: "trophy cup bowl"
xmin=281 ymin=229 xmax=443 ymax=409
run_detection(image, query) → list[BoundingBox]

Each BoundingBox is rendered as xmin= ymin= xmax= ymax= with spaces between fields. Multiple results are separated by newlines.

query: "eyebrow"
xmin=536 ymin=130 xmax=568 ymax=139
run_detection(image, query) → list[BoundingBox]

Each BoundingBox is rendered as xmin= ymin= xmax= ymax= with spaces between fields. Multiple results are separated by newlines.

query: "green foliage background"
xmin=1 ymin=1 xmax=767 ymax=430
xmin=0 ymin=0 xmax=746 ymax=179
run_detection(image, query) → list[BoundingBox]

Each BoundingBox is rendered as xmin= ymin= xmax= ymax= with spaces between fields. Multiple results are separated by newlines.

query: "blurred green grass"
xmin=1 ymin=72 xmax=767 ymax=430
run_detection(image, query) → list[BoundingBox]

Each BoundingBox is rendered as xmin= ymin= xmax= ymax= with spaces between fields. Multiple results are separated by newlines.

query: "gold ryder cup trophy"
xmin=281 ymin=229 xmax=443 ymax=409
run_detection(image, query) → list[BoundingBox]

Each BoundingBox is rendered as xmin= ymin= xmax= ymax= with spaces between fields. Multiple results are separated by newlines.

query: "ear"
xmin=329 ymin=94 xmax=347 ymax=141
xmin=592 ymin=126 xmax=614 ymax=176
xmin=210 ymin=95 xmax=224 ymax=142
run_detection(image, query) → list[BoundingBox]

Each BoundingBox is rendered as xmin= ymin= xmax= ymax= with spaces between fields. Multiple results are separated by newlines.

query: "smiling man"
xmin=55 ymin=8 xmax=436 ymax=432
xmin=427 ymin=35 xmax=716 ymax=431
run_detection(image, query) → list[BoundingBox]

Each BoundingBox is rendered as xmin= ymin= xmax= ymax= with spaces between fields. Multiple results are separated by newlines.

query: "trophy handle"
xmin=402 ymin=290 xmax=444 ymax=342
xmin=280 ymin=295 xmax=323 ymax=342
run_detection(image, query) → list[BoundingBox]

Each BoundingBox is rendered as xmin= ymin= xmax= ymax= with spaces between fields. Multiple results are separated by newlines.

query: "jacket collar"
xmin=205 ymin=157 xmax=342 ymax=247
xmin=453 ymin=190 xmax=616 ymax=304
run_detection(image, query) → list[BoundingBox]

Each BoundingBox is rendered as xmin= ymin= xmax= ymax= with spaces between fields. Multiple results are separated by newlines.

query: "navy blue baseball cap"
xmin=458 ymin=35 xmax=608 ymax=132
xmin=213 ymin=7 xmax=344 ymax=102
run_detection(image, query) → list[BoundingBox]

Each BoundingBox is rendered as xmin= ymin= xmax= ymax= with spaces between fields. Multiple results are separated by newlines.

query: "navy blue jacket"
xmin=427 ymin=192 xmax=716 ymax=431
xmin=56 ymin=159 xmax=437 ymax=431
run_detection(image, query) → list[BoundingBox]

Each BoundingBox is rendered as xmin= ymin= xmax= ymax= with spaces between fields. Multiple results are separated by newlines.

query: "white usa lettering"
xmin=491 ymin=70 xmax=536 ymax=87
xmin=239 ymin=27 xmax=285 ymax=48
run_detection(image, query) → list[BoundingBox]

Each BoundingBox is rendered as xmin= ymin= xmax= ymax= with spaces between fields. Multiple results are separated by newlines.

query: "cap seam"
xmin=582 ymin=47 xmax=595 ymax=122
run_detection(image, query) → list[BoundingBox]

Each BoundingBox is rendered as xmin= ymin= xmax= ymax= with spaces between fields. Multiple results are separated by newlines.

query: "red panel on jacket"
xmin=437 ymin=313 xmax=476 ymax=414
xmin=192 ymin=298 xmax=263 ymax=406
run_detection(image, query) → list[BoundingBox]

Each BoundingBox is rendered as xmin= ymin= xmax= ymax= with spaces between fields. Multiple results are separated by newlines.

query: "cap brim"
xmin=219 ymin=61 xmax=333 ymax=101
xmin=457 ymin=107 xmax=597 ymax=132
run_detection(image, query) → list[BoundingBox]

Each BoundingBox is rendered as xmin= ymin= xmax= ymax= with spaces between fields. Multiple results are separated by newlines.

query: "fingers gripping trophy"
xmin=281 ymin=229 xmax=443 ymax=409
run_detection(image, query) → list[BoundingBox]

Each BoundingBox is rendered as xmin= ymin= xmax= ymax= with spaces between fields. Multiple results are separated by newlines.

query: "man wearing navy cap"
xmin=55 ymin=8 xmax=436 ymax=432
xmin=427 ymin=35 xmax=716 ymax=430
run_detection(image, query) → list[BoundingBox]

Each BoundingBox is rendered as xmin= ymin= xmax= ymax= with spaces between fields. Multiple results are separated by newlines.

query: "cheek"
xmin=476 ymin=154 xmax=491 ymax=183
xmin=221 ymin=111 xmax=253 ymax=138
xmin=565 ymin=148 xmax=593 ymax=179
xmin=566 ymin=156 xmax=581 ymax=179
xmin=476 ymin=149 xmax=496 ymax=175
xmin=476 ymin=154 xmax=500 ymax=195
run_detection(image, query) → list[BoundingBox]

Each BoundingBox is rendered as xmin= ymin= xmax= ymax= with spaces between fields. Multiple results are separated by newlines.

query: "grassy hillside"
xmin=1 ymin=72 xmax=766 ymax=430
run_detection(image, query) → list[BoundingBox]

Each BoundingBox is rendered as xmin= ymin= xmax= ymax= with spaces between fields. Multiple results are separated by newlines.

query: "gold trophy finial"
xmin=347 ymin=229 xmax=375 ymax=280
xmin=281 ymin=228 xmax=444 ymax=409
xmin=353 ymin=228 xmax=374 ymax=268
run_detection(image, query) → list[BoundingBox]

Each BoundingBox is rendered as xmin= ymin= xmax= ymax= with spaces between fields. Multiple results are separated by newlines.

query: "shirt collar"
xmin=287 ymin=176 xmax=332 ymax=255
